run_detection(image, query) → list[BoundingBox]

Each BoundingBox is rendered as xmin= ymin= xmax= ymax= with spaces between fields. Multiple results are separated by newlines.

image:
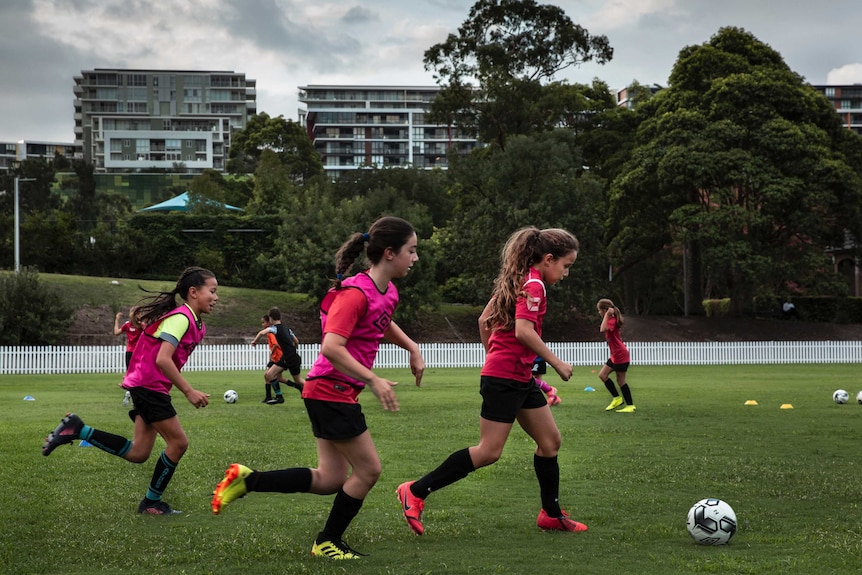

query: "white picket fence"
xmin=2 ymin=341 xmax=862 ymax=375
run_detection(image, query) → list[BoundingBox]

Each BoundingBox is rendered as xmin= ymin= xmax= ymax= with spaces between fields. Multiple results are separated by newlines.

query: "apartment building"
xmin=74 ymin=69 xmax=256 ymax=173
xmin=298 ymin=85 xmax=479 ymax=178
xmin=0 ymin=140 xmax=80 ymax=171
xmin=812 ymin=84 xmax=862 ymax=135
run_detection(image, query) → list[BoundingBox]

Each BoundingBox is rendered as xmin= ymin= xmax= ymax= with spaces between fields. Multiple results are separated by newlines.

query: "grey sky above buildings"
xmin=2 ymin=0 xmax=861 ymax=143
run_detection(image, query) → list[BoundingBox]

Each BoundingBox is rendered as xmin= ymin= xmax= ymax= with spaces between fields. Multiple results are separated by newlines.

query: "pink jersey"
xmin=481 ymin=268 xmax=546 ymax=382
xmin=304 ymin=272 xmax=399 ymax=403
xmin=123 ymin=304 xmax=206 ymax=395
xmin=604 ymin=315 xmax=630 ymax=364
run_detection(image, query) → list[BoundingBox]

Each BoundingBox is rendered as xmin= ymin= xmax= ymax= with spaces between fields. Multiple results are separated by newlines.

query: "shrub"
xmin=0 ymin=268 xmax=75 ymax=345
xmin=702 ymin=298 xmax=731 ymax=317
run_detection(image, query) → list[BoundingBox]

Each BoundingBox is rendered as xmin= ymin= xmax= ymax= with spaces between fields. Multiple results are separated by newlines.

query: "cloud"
xmin=341 ymin=5 xmax=377 ymax=23
xmin=826 ymin=64 xmax=862 ymax=85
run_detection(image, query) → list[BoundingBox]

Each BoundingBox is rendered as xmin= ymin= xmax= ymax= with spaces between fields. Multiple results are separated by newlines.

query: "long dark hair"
xmin=135 ymin=266 xmax=215 ymax=326
xmin=332 ymin=216 xmax=415 ymax=289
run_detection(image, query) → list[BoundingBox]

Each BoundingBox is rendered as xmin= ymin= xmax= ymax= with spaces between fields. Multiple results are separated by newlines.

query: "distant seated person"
xmin=782 ymin=301 xmax=798 ymax=320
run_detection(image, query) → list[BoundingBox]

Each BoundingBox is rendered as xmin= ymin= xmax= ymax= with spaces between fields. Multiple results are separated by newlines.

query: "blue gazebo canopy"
xmin=139 ymin=192 xmax=243 ymax=212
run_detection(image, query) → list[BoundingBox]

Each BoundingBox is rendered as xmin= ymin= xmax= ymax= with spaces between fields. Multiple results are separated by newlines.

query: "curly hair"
xmin=483 ymin=227 xmax=579 ymax=332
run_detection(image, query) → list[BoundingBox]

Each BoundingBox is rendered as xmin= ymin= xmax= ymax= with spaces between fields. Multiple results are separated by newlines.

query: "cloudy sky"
xmin=2 ymin=0 xmax=861 ymax=143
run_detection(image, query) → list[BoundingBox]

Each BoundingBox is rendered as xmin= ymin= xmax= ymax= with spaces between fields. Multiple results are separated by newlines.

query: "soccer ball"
xmin=833 ymin=389 xmax=849 ymax=404
xmin=856 ymin=391 xmax=862 ymax=404
xmin=223 ymin=389 xmax=238 ymax=404
xmin=686 ymin=498 xmax=737 ymax=545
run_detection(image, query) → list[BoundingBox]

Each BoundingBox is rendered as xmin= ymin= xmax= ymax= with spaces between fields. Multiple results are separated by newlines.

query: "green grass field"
xmin=3 ymin=365 xmax=861 ymax=574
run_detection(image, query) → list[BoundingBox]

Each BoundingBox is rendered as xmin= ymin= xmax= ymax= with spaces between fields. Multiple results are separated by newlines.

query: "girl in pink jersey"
xmin=212 ymin=216 xmax=425 ymax=560
xmin=42 ymin=267 xmax=217 ymax=515
xmin=597 ymin=298 xmax=636 ymax=412
xmin=397 ymin=227 xmax=588 ymax=535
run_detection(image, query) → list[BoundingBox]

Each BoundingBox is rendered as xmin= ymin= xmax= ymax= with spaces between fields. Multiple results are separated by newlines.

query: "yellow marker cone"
xmin=780 ymin=403 xmax=794 ymax=409
xmin=744 ymin=400 xmax=758 ymax=406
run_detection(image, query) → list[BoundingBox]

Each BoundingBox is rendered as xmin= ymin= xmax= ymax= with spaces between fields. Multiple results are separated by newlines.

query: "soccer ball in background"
xmin=833 ymin=389 xmax=850 ymax=404
xmin=223 ymin=389 xmax=238 ymax=404
xmin=686 ymin=498 xmax=737 ymax=545
xmin=857 ymin=390 xmax=862 ymax=405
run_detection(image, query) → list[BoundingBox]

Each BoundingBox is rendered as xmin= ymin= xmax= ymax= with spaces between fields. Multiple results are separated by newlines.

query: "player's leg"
xmin=600 ymin=362 xmax=623 ymax=410
xmin=518 ymin=407 xmax=587 ymax=532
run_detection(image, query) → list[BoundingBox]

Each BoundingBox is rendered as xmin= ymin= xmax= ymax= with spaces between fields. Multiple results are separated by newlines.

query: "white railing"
xmin=2 ymin=341 xmax=862 ymax=375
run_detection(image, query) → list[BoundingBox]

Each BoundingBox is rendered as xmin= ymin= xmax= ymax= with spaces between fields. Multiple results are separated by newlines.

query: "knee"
xmin=538 ymin=432 xmax=562 ymax=456
xmin=472 ymin=447 xmax=502 ymax=468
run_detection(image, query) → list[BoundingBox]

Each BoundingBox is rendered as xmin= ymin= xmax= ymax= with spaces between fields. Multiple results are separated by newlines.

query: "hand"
xmin=554 ymin=362 xmax=573 ymax=382
xmin=410 ymin=351 xmax=425 ymax=387
xmin=368 ymin=375 xmax=399 ymax=412
xmin=185 ymin=389 xmax=210 ymax=409
xmin=115 ymin=312 xmax=122 ymax=320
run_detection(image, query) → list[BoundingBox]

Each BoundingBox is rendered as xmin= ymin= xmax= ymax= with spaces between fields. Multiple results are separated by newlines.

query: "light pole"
xmin=14 ymin=176 xmax=36 ymax=273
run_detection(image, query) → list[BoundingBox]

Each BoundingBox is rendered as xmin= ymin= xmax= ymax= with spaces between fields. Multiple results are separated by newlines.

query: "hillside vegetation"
xmin=40 ymin=274 xmax=862 ymax=346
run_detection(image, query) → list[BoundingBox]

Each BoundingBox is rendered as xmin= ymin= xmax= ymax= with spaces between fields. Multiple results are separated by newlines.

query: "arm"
xmin=250 ymin=328 xmax=269 ymax=346
xmin=515 ymin=318 xmax=572 ymax=381
xmin=113 ymin=313 xmax=123 ymax=336
xmin=478 ymin=299 xmax=494 ymax=353
xmin=321 ymin=332 xmax=399 ymax=412
xmin=385 ymin=321 xmax=425 ymax=387
xmin=600 ymin=309 xmax=614 ymax=333
xmin=154 ymin=340 xmax=210 ymax=408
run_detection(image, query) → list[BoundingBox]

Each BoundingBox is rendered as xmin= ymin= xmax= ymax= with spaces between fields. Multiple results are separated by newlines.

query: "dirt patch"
xmin=65 ymin=304 xmax=862 ymax=345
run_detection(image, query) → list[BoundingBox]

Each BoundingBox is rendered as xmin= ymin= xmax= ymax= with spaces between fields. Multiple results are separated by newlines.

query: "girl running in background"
xmin=597 ymin=298 xmax=636 ymax=413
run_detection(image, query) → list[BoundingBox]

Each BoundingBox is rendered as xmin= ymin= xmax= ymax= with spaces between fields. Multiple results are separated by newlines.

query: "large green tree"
xmin=608 ymin=27 xmax=862 ymax=315
xmin=435 ymin=129 xmax=607 ymax=316
xmin=424 ymin=0 xmax=613 ymax=148
xmin=226 ymin=112 xmax=323 ymax=181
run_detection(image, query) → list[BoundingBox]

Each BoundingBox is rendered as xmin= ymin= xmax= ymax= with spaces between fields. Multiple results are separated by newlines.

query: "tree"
xmin=434 ymin=129 xmax=607 ymax=317
xmin=244 ymin=149 xmax=293 ymax=215
xmin=608 ymin=27 xmax=862 ymax=315
xmin=227 ymin=112 xmax=323 ymax=181
xmin=424 ymin=0 xmax=613 ymax=148
xmin=0 ymin=268 xmax=74 ymax=344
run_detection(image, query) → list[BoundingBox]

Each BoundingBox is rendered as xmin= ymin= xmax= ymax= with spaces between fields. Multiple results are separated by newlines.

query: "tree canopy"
xmin=424 ymin=0 xmax=613 ymax=148
xmin=226 ymin=112 xmax=323 ymax=182
xmin=608 ymin=26 xmax=862 ymax=314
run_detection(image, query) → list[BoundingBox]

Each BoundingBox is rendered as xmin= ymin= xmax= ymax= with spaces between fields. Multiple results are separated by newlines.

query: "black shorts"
xmin=480 ymin=375 xmax=547 ymax=424
xmin=605 ymin=359 xmax=630 ymax=372
xmin=124 ymin=351 xmax=133 ymax=370
xmin=275 ymin=353 xmax=302 ymax=376
xmin=127 ymin=386 xmax=177 ymax=424
xmin=304 ymin=398 xmax=367 ymax=440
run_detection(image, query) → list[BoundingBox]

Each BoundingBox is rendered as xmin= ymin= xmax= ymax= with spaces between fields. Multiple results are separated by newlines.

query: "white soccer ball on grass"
xmin=223 ymin=389 xmax=238 ymax=404
xmin=686 ymin=498 xmax=737 ymax=545
xmin=833 ymin=389 xmax=849 ymax=404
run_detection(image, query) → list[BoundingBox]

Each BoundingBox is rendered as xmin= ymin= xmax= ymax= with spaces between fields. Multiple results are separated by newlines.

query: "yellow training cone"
xmin=744 ymin=400 xmax=758 ymax=406
xmin=780 ymin=404 xmax=794 ymax=409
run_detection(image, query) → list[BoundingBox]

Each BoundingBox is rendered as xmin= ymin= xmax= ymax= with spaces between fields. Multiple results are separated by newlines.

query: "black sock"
xmin=603 ymin=378 xmax=619 ymax=396
xmin=246 ymin=467 xmax=312 ymax=493
xmin=621 ymin=383 xmax=634 ymax=405
xmin=320 ymin=488 xmax=364 ymax=541
xmin=264 ymin=383 xmax=272 ymax=399
xmin=412 ymin=448 xmax=475 ymax=498
xmin=145 ymin=451 xmax=178 ymax=500
xmin=82 ymin=427 xmax=132 ymax=457
xmin=534 ymin=454 xmax=562 ymax=517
